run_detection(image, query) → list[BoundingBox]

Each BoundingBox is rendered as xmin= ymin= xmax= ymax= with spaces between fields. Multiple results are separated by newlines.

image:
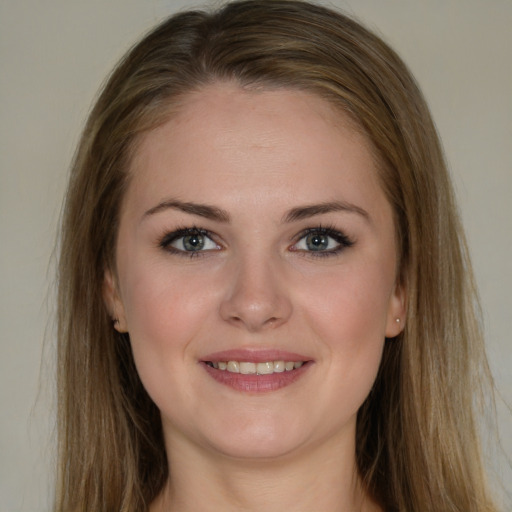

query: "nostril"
xmin=218 ymin=270 xmax=293 ymax=331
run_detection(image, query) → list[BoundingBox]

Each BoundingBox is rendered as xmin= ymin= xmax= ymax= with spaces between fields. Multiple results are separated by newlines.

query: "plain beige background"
xmin=1 ymin=0 xmax=510 ymax=510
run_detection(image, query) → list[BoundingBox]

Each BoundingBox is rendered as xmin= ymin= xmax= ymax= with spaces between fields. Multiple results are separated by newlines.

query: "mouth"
xmin=200 ymin=351 xmax=313 ymax=392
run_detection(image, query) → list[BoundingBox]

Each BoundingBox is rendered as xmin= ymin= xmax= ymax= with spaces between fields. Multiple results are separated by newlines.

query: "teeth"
xmin=239 ymin=362 xmax=256 ymax=374
xmin=209 ymin=360 xmax=306 ymax=375
xmin=227 ymin=361 xmax=239 ymax=373
xmin=273 ymin=361 xmax=285 ymax=373
xmin=256 ymin=362 xmax=273 ymax=375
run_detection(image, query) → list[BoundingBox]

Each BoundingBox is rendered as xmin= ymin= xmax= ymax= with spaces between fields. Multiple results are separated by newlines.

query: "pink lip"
xmin=202 ymin=362 xmax=312 ymax=393
xmin=199 ymin=349 xmax=314 ymax=393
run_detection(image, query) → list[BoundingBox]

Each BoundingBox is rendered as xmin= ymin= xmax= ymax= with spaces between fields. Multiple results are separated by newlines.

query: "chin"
xmin=210 ymin=436 xmax=304 ymax=461
xmin=197 ymin=416 xmax=311 ymax=461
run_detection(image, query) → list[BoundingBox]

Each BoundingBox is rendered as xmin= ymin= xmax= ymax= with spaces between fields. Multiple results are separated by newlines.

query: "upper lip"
xmin=201 ymin=349 xmax=312 ymax=363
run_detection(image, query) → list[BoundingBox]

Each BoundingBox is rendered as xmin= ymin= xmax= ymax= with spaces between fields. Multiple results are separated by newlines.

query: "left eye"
xmin=292 ymin=228 xmax=353 ymax=254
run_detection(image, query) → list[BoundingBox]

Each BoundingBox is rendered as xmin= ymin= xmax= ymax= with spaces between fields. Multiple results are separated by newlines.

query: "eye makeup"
xmin=158 ymin=226 xmax=221 ymax=257
xmin=290 ymin=225 xmax=355 ymax=258
xmin=157 ymin=223 xmax=355 ymax=259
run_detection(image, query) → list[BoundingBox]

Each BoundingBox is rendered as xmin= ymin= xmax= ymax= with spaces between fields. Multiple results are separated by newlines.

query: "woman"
xmin=56 ymin=1 xmax=499 ymax=510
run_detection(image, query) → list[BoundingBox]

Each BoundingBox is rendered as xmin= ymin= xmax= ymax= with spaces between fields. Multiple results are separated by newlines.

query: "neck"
xmin=151 ymin=427 xmax=381 ymax=512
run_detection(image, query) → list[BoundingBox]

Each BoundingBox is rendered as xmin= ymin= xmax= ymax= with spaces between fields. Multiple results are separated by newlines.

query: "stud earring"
xmin=396 ymin=318 xmax=401 ymax=323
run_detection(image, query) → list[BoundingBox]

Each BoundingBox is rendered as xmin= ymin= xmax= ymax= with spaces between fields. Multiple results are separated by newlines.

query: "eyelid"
xmin=290 ymin=225 xmax=354 ymax=255
xmin=157 ymin=224 xmax=354 ymax=258
xmin=159 ymin=226 xmax=222 ymax=256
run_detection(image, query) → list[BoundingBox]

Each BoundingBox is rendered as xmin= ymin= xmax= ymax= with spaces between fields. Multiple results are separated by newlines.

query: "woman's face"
xmin=105 ymin=84 xmax=404 ymax=460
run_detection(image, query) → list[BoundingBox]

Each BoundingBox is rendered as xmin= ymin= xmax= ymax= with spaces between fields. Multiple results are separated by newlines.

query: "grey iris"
xmin=183 ymin=233 xmax=205 ymax=251
xmin=306 ymin=233 xmax=329 ymax=251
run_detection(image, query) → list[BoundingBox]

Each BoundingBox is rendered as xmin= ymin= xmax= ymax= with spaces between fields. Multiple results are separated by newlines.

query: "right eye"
xmin=160 ymin=228 xmax=220 ymax=256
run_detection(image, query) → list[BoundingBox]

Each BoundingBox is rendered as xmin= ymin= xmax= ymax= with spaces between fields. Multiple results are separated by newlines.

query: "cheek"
xmin=307 ymin=299 xmax=386 ymax=429
xmin=296 ymin=260 xmax=393 ymax=401
xmin=117 ymin=262 xmax=218 ymax=391
xmin=302 ymin=261 xmax=393 ymax=344
xmin=121 ymin=260 xmax=214 ymax=337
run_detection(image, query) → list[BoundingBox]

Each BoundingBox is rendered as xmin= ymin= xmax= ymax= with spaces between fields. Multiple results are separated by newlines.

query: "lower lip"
xmin=201 ymin=362 xmax=312 ymax=393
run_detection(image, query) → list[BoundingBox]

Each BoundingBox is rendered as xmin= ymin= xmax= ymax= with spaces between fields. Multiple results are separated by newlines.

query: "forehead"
xmin=125 ymin=83 xmax=385 ymax=218
xmin=130 ymin=83 xmax=373 ymax=166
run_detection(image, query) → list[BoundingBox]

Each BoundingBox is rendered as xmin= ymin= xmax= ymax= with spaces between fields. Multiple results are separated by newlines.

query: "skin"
xmin=105 ymin=83 xmax=405 ymax=511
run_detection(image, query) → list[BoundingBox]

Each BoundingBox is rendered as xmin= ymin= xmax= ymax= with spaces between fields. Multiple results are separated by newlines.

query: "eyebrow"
xmin=143 ymin=199 xmax=369 ymax=224
xmin=143 ymin=200 xmax=231 ymax=223
xmin=282 ymin=201 xmax=370 ymax=223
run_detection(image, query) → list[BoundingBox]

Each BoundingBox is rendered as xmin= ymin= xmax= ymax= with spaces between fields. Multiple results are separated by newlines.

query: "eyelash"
xmin=158 ymin=225 xmax=355 ymax=258
xmin=291 ymin=225 xmax=355 ymax=258
xmin=159 ymin=226 xmax=218 ymax=258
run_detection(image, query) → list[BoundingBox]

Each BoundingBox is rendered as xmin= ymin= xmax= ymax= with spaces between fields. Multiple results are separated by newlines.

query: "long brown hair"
xmin=56 ymin=1 xmax=498 ymax=510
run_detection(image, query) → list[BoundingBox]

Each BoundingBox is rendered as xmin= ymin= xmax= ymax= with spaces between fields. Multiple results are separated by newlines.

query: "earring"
xmin=395 ymin=318 xmax=401 ymax=323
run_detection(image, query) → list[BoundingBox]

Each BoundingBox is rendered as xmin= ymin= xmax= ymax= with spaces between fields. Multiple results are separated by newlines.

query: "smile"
xmin=201 ymin=352 xmax=312 ymax=392
xmin=205 ymin=360 xmax=304 ymax=374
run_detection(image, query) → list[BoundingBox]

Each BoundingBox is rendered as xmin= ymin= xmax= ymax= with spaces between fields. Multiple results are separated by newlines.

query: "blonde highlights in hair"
xmin=56 ymin=1 xmax=497 ymax=510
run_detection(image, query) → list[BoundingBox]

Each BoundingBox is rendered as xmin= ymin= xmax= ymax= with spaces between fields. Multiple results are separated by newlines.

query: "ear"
xmin=103 ymin=269 xmax=128 ymax=333
xmin=385 ymin=281 xmax=406 ymax=338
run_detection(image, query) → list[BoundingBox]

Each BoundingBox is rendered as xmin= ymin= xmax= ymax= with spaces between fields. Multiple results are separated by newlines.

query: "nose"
xmin=219 ymin=257 xmax=293 ymax=332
